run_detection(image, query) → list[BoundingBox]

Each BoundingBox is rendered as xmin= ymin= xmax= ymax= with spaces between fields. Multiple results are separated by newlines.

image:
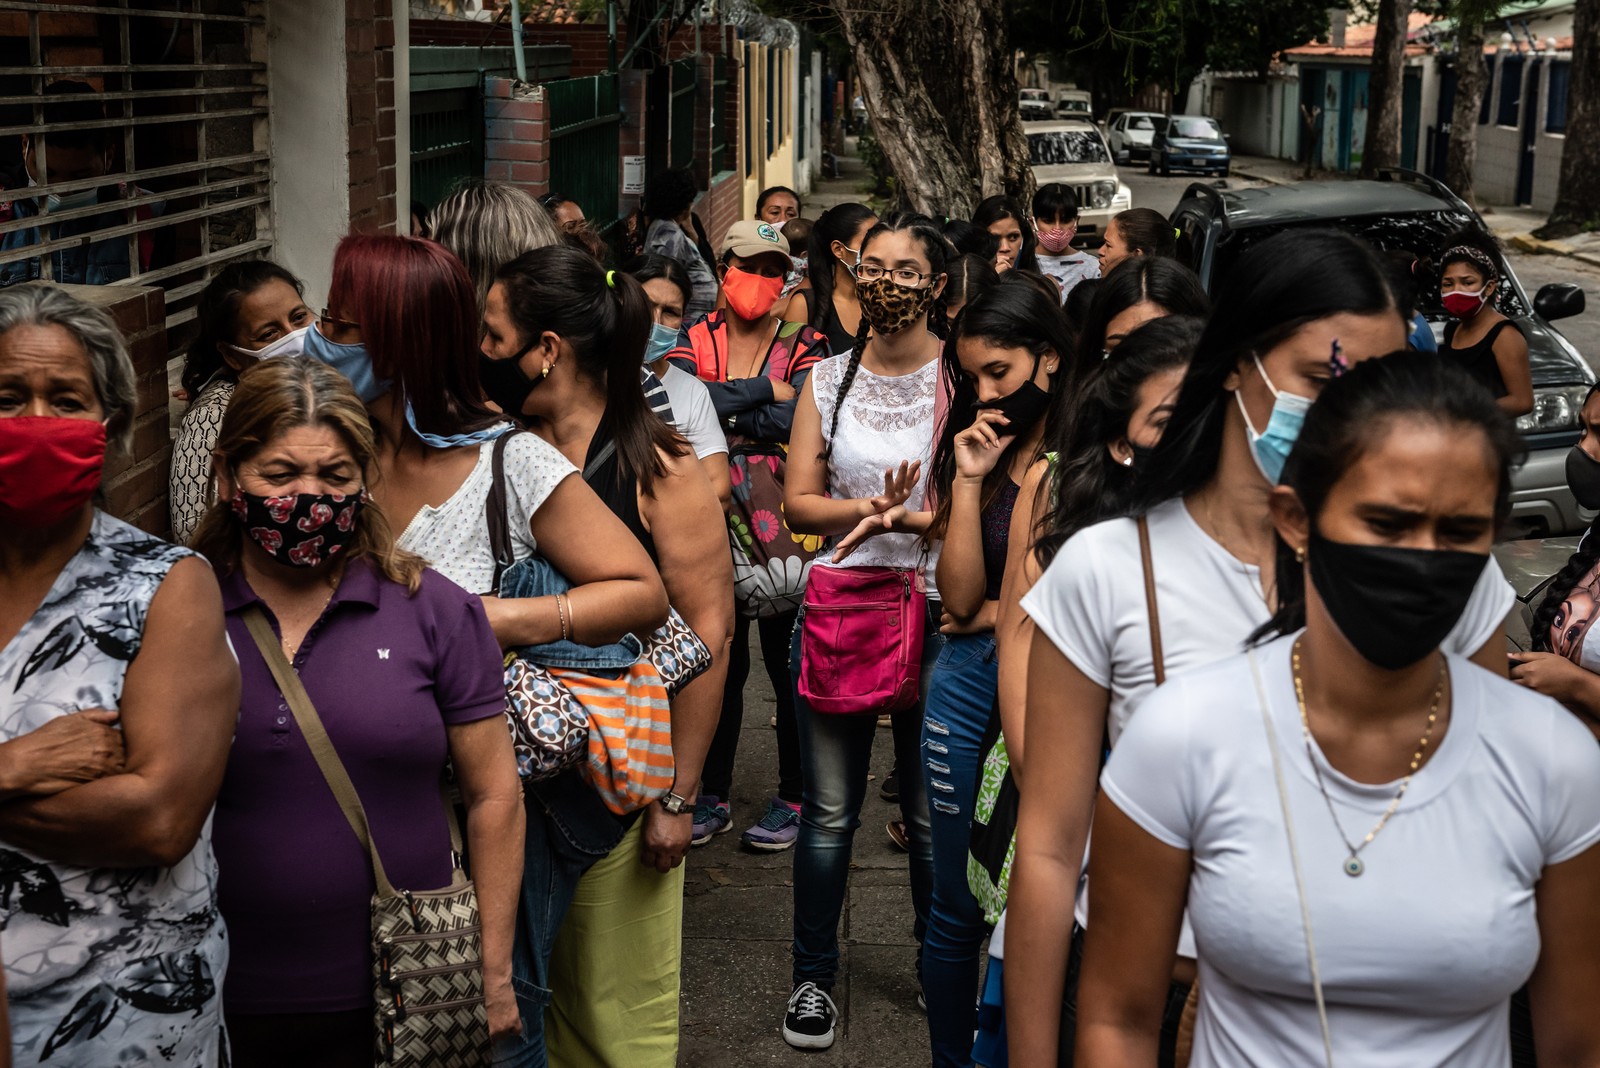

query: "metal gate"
xmin=0 ymin=0 xmax=270 ymax=328
xmin=546 ymin=74 xmax=620 ymax=237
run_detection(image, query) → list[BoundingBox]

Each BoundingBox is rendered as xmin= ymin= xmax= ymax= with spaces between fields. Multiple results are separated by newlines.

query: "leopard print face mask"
xmin=858 ymin=276 xmax=935 ymax=336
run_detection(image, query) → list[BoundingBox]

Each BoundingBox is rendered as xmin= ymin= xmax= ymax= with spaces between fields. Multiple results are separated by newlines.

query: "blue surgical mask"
xmin=1235 ymin=353 xmax=1313 ymax=485
xmin=303 ymin=322 xmax=392 ymax=404
xmin=404 ymin=399 xmax=511 ymax=449
xmin=46 ymin=188 xmax=100 ymax=214
xmin=645 ymin=322 xmax=679 ymax=364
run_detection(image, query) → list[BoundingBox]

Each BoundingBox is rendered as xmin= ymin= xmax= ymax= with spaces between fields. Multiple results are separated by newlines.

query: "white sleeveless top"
xmin=811 ymin=351 xmax=941 ymax=584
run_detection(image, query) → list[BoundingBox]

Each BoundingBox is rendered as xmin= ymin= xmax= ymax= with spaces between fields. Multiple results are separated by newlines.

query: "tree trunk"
xmin=1360 ymin=0 xmax=1413 ymax=177
xmin=830 ymin=0 xmax=1031 ymax=216
xmin=1444 ymin=16 xmax=1487 ymax=205
xmin=1539 ymin=0 xmax=1600 ymax=238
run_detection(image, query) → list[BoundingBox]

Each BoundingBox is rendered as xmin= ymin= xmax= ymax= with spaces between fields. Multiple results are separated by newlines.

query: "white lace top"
xmin=811 ymin=351 xmax=941 ymax=581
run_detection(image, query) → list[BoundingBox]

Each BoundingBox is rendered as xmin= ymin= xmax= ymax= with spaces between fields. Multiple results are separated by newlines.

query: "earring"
xmin=541 ymin=362 xmax=551 ymax=379
xmin=1121 ymin=456 xmax=1133 ymax=467
xmin=1295 ymin=545 xmax=1306 ymax=563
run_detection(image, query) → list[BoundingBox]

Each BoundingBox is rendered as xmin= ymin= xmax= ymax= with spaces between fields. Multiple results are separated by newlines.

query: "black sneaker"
xmin=880 ymin=767 xmax=899 ymax=803
xmin=782 ymin=981 xmax=837 ymax=1050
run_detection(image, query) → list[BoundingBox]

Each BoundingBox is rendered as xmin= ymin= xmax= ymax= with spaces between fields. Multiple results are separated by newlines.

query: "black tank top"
xmin=799 ymin=288 xmax=859 ymax=357
xmin=1443 ymin=319 xmax=1518 ymax=399
xmin=582 ymin=425 xmax=658 ymax=564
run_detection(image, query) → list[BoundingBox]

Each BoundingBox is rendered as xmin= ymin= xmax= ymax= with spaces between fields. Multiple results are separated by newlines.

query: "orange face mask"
xmin=723 ymin=266 xmax=785 ymax=321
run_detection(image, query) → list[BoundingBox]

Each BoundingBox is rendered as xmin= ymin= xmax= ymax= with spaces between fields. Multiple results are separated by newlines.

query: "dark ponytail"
xmin=809 ymin=202 xmax=877 ymax=334
xmin=1251 ymin=352 xmax=1521 ymax=643
xmin=495 ymin=246 xmax=688 ymax=494
xmin=1034 ymin=315 xmax=1203 ymax=566
xmin=820 ymin=213 xmax=949 ymax=463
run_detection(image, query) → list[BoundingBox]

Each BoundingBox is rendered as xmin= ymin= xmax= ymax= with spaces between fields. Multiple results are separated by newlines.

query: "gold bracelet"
xmin=565 ymin=589 xmax=576 ymax=641
xmin=555 ymin=593 xmax=570 ymax=642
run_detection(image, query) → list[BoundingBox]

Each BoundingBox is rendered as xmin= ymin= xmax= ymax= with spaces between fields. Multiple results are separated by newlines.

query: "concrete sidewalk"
xmin=1229 ymin=153 xmax=1600 ymax=269
xmin=676 ymin=633 xmax=931 ymax=1067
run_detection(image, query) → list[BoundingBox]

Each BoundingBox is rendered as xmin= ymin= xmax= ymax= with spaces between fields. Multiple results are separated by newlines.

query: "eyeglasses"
xmin=319 ymin=308 xmax=360 ymax=330
xmin=856 ymin=264 xmax=931 ymax=287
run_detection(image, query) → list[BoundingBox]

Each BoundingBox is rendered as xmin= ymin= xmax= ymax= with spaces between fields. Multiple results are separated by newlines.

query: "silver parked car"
xmin=1105 ymin=110 xmax=1162 ymax=163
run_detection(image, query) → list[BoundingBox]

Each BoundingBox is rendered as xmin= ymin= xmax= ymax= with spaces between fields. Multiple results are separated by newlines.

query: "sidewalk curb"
xmin=1507 ymin=231 xmax=1600 ymax=271
xmin=1231 ymin=166 xmax=1294 ymax=187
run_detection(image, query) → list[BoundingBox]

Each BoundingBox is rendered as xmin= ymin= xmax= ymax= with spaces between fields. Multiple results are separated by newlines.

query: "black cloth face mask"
xmin=1567 ymin=446 xmax=1600 ymax=511
xmin=479 ymin=341 xmax=544 ymax=420
xmin=976 ymin=354 xmax=1052 ymax=438
xmin=1308 ymin=531 xmax=1488 ymax=671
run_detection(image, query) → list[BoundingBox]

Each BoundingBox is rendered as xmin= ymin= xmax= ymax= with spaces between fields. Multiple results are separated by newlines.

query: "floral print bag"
xmin=728 ymin=442 xmax=819 ymax=618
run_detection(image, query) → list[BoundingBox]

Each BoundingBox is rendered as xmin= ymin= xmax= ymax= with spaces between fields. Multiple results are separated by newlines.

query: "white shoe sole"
xmin=741 ymin=834 xmax=798 ymax=853
xmin=689 ymin=820 xmax=734 ymax=847
xmin=782 ymin=1024 xmax=836 ymax=1050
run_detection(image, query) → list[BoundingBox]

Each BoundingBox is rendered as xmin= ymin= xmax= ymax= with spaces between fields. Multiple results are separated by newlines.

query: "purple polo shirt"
xmin=213 ymin=558 xmax=505 ymax=1014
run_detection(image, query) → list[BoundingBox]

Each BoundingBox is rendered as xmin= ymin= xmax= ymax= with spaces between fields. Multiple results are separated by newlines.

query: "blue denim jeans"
xmin=921 ymin=632 xmax=999 ymax=1068
xmin=789 ymin=603 xmax=942 ymax=990
xmin=498 ymin=556 xmax=642 ymax=670
xmin=493 ymin=769 xmax=629 ymax=1067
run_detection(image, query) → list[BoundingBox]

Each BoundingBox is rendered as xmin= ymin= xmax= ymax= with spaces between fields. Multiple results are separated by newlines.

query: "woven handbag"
xmin=243 ymin=609 xmax=490 ymax=1067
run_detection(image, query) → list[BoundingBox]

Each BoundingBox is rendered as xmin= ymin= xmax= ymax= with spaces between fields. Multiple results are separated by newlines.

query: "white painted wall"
xmin=266 ymin=0 xmax=349 ymax=304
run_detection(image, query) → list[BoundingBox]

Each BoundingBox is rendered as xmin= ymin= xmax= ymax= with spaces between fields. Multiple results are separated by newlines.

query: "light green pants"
xmin=545 ymin=820 xmax=684 ymax=1068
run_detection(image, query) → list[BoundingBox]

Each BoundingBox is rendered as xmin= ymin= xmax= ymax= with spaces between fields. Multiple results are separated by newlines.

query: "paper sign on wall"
xmin=623 ymin=156 xmax=646 ymax=196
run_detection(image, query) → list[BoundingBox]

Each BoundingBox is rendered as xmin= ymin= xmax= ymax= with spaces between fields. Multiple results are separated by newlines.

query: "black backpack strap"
xmin=485 ymin=430 xmax=517 ymax=595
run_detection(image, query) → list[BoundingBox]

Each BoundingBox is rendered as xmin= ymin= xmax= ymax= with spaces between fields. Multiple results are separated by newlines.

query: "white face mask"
xmin=229 ymin=323 xmax=314 ymax=362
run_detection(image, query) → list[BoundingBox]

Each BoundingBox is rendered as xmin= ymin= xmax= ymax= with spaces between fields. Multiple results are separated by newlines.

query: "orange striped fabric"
xmin=550 ymin=663 xmax=675 ymax=815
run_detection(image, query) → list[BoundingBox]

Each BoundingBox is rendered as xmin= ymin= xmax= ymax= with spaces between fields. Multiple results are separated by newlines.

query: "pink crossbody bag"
xmin=798 ymin=564 xmax=927 ymax=715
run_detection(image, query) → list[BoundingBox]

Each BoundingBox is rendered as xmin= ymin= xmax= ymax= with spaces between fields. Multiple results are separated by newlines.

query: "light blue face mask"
xmin=1235 ymin=353 xmax=1313 ymax=485
xmin=645 ymin=322 xmax=679 ymax=364
xmin=302 ymin=322 xmax=393 ymax=404
xmin=47 ymin=188 xmax=100 ymax=214
xmin=404 ymin=399 xmax=511 ymax=449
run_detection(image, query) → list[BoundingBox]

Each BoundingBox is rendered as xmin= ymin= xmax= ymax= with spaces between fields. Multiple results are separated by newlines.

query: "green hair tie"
xmin=606 ymin=270 xmax=616 ymax=288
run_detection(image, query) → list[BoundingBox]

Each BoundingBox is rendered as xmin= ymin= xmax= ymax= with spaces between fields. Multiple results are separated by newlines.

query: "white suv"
xmin=1023 ymin=119 xmax=1133 ymax=244
xmin=1105 ymin=110 xmax=1163 ymax=163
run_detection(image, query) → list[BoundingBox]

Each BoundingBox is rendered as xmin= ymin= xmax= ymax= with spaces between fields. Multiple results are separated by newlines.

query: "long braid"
xmin=1531 ymin=543 xmax=1600 ymax=653
xmin=821 ymin=322 xmax=872 ymax=464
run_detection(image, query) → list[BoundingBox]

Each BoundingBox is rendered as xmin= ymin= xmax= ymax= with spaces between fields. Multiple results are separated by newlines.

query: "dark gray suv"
xmin=1169 ymin=170 xmax=1592 ymax=536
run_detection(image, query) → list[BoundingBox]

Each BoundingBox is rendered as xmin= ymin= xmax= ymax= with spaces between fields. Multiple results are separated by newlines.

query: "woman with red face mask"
xmin=667 ymin=219 xmax=832 ymax=852
xmin=0 ymin=286 xmax=239 ymax=1067
xmin=1435 ymin=230 xmax=1533 ymax=417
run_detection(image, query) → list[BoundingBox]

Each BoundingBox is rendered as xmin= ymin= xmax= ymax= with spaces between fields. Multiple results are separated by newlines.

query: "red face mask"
xmin=722 ymin=266 xmax=786 ymax=321
xmin=0 ymin=416 xmax=106 ymax=528
xmin=1441 ymin=288 xmax=1487 ymax=320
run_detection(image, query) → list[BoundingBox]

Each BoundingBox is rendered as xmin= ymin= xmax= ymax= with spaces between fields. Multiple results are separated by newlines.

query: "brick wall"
xmin=485 ymin=77 xmax=552 ymax=195
xmin=520 ymin=23 xmax=618 ymax=77
xmin=49 ymin=284 xmax=173 ymax=537
xmin=347 ymin=0 xmax=399 ymax=233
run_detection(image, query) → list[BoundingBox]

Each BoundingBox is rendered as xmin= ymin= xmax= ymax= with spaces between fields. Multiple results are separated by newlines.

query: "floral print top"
xmin=0 ymin=512 xmax=227 ymax=1067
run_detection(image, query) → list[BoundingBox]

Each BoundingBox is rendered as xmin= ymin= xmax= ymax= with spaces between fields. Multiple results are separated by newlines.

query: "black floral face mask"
xmin=231 ymin=490 xmax=364 ymax=567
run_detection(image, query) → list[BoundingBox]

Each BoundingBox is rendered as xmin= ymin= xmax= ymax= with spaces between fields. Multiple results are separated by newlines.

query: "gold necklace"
xmin=1290 ymin=637 xmax=1444 ymax=877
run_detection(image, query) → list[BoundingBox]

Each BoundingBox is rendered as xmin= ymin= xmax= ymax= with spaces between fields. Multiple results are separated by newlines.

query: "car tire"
xmin=1221 ymin=165 xmax=1231 ymax=178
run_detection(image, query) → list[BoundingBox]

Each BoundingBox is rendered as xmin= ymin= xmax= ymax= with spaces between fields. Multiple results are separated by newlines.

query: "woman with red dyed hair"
xmin=305 ymin=233 xmax=671 ymax=1062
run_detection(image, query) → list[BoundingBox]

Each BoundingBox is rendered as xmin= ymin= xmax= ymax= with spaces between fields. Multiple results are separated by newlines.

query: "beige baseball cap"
xmin=720 ymin=219 xmax=792 ymax=263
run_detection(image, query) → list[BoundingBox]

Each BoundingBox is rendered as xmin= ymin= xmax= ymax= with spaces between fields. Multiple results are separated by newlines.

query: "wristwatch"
xmin=659 ymin=790 xmax=692 ymax=815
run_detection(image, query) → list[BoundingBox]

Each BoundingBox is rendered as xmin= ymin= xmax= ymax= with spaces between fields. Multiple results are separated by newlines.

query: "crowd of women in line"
xmin=3 ymin=159 xmax=1599 ymax=1068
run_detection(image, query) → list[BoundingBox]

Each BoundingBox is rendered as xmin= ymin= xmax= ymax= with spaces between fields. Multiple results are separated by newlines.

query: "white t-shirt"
xmin=1036 ymin=250 xmax=1100 ymax=303
xmin=1103 ymin=637 xmax=1600 ymax=1068
xmin=1019 ymin=495 xmax=1516 ymax=952
xmin=658 ymin=362 xmax=728 ymax=461
xmin=396 ymin=432 xmax=576 ymax=594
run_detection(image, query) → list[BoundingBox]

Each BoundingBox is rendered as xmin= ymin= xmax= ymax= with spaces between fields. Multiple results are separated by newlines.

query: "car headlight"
xmin=1091 ymin=180 xmax=1117 ymax=209
xmin=1517 ymin=385 xmax=1592 ymax=433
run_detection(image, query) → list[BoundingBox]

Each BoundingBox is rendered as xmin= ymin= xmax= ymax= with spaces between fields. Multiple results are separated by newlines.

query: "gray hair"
xmin=0 ymin=285 xmax=135 ymax=451
xmin=427 ymin=179 xmax=563 ymax=310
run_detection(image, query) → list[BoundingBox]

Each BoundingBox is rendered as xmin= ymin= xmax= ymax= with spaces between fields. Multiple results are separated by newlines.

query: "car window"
xmin=1129 ymin=116 xmax=1155 ymax=131
xmin=1210 ymin=211 xmax=1530 ymax=318
xmin=1021 ymin=89 xmax=1049 ymax=102
xmin=1170 ymin=118 xmax=1222 ymax=139
xmin=1028 ymin=131 xmax=1112 ymax=166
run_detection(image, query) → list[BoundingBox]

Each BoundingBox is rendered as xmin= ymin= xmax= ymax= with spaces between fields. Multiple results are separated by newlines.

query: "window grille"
xmin=0 ymin=0 xmax=271 ymax=331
